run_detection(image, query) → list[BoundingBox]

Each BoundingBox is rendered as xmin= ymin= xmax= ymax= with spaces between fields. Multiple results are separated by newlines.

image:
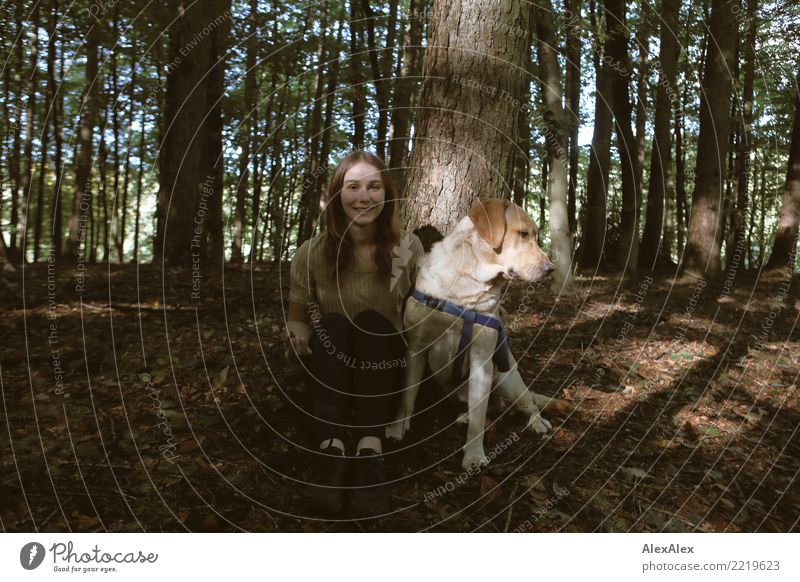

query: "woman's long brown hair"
xmin=323 ymin=151 xmax=400 ymax=281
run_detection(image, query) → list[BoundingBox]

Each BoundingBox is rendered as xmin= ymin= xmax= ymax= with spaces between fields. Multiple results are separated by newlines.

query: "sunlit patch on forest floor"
xmin=1 ymin=264 xmax=798 ymax=532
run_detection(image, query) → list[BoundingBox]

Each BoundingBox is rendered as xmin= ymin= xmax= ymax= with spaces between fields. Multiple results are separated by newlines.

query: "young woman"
xmin=284 ymin=151 xmax=424 ymax=517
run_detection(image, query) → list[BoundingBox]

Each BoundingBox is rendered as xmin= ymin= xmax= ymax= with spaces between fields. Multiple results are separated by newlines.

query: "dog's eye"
xmin=519 ymin=231 xmax=530 ymax=238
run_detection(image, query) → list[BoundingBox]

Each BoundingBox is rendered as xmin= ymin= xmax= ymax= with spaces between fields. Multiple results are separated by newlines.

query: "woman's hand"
xmin=284 ymin=321 xmax=313 ymax=360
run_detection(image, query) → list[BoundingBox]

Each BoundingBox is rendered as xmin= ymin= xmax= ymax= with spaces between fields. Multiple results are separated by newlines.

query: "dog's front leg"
xmin=385 ymin=345 xmax=426 ymax=441
xmin=461 ymin=357 xmax=493 ymax=470
xmin=495 ymin=351 xmax=551 ymax=434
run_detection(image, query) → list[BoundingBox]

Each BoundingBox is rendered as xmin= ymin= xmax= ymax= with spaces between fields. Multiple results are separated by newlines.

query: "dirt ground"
xmin=1 ymin=262 xmax=798 ymax=532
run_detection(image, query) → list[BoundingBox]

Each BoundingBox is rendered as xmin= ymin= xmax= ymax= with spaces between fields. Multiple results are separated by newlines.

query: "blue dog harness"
xmin=410 ymin=288 xmax=511 ymax=378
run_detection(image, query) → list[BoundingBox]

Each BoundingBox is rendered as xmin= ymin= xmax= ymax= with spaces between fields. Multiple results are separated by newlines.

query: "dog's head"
xmin=467 ymin=198 xmax=554 ymax=282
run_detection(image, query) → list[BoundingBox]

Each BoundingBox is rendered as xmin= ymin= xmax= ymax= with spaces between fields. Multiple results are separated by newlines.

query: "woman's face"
xmin=340 ymin=161 xmax=386 ymax=227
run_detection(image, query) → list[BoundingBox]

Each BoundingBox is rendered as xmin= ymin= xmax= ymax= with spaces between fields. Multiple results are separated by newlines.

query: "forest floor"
xmin=1 ymin=262 xmax=799 ymax=532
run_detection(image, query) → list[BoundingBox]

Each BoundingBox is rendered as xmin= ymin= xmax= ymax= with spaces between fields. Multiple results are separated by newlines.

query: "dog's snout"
xmin=544 ymin=259 xmax=555 ymax=274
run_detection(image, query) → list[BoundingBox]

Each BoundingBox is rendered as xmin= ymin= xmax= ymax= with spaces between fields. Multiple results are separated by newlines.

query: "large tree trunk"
xmin=606 ymin=0 xmax=641 ymax=280
xmin=640 ymin=0 xmax=679 ymax=268
xmin=766 ymin=69 xmax=800 ymax=269
xmin=681 ymin=0 xmax=740 ymax=280
xmin=156 ymin=0 xmax=230 ymax=266
xmin=388 ymin=0 xmax=425 ymax=187
xmin=578 ymin=0 xmax=612 ymax=271
xmin=402 ymin=0 xmax=531 ymax=233
xmin=231 ymin=0 xmax=258 ymax=263
xmin=728 ymin=0 xmax=757 ymax=271
xmin=536 ymin=0 xmax=574 ymax=292
xmin=64 ymin=23 xmax=99 ymax=259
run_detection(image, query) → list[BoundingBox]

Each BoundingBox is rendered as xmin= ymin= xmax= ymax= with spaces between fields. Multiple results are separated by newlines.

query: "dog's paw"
xmin=385 ymin=417 xmax=410 ymax=441
xmin=461 ymin=451 xmax=490 ymax=471
xmin=455 ymin=412 xmax=469 ymax=425
xmin=526 ymin=413 xmax=552 ymax=434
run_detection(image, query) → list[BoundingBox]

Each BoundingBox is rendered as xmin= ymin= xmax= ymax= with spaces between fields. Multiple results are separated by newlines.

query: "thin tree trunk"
xmin=297 ymin=0 xmax=328 ymax=244
xmin=133 ymin=103 xmax=145 ymax=263
xmin=349 ymin=0 xmax=366 ymax=149
xmin=640 ymin=0 xmax=679 ymax=268
xmin=402 ymin=0 xmax=532 ymax=233
xmin=231 ymin=0 xmax=258 ymax=263
xmin=388 ymin=0 xmax=425 ymax=187
xmin=65 ymin=23 xmax=99 ymax=260
xmin=18 ymin=4 xmax=39 ymax=264
xmin=8 ymin=2 xmax=24 ymax=255
xmin=565 ymin=0 xmax=582 ymax=237
xmin=766 ymin=69 xmax=800 ymax=269
xmin=33 ymin=95 xmax=50 ymax=263
xmin=578 ymin=0 xmax=612 ymax=271
xmin=729 ymin=0 xmax=757 ymax=271
xmin=119 ymin=38 xmax=134 ymax=263
xmin=536 ymin=0 xmax=574 ymax=292
xmin=359 ymin=0 xmax=395 ymax=160
xmin=633 ymin=1 xmax=649 ymax=223
xmin=109 ymin=14 xmax=121 ymax=262
xmin=681 ymin=0 xmax=740 ymax=280
xmin=50 ymin=0 xmax=64 ymax=258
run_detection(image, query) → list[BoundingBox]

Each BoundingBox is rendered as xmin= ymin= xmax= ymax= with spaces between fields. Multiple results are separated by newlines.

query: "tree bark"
xmin=728 ymin=0 xmax=757 ymax=271
xmin=578 ymin=0 xmax=612 ymax=270
xmin=156 ymin=0 xmax=230 ymax=266
xmin=360 ymin=0 xmax=395 ymax=160
xmin=50 ymin=0 xmax=65 ymax=258
xmin=231 ymin=0 xmax=258 ymax=263
xmin=640 ymin=0 xmax=679 ymax=268
xmin=402 ymin=0 xmax=532 ymax=234
xmin=64 ymin=22 xmax=99 ymax=259
xmin=388 ymin=0 xmax=425 ymax=186
xmin=348 ymin=0 xmax=366 ymax=148
xmin=606 ymin=0 xmax=641 ymax=280
xmin=18 ymin=4 xmax=39 ymax=263
xmin=766 ymin=69 xmax=800 ymax=269
xmin=565 ymin=0 xmax=582 ymax=237
xmin=297 ymin=0 xmax=328 ymax=244
xmin=681 ymin=0 xmax=740 ymax=280
xmin=536 ymin=0 xmax=574 ymax=292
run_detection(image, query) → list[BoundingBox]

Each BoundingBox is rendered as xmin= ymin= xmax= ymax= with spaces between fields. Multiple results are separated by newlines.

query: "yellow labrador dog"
xmin=387 ymin=198 xmax=564 ymax=470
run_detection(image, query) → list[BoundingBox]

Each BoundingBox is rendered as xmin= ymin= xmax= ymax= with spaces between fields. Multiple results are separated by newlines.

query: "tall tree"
xmin=65 ymin=21 xmax=100 ymax=259
xmin=564 ymin=0 xmax=582 ymax=237
xmin=402 ymin=0 xmax=531 ymax=233
xmin=387 ymin=0 xmax=425 ymax=186
xmin=49 ymin=0 xmax=65 ymax=258
xmin=536 ymin=0 xmax=574 ymax=292
xmin=640 ymin=0 xmax=680 ymax=268
xmin=231 ymin=0 xmax=259 ymax=263
xmin=729 ymin=0 xmax=758 ymax=270
xmin=766 ymin=68 xmax=800 ymax=269
xmin=296 ymin=0 xmax=329 ymax=244
xmin=17 ymin=4 xmax=40 ymax=263
xmin=155 ymin=0 xmax=230 ymax=265
xmin=578 ymin=0 xmax=612 ymax=270
xmin=681 ymin=0 xmax=740 ymax=280
xmin=606 ymin=0 xmax=641 ymax=279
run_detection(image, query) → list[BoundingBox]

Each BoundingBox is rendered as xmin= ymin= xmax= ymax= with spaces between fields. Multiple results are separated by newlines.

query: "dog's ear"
xmin=468 ymin=198 xmax=510 ymax=253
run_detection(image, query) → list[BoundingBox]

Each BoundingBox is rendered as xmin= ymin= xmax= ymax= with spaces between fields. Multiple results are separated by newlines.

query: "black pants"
xmin=303 ymin=310 xmax=405 ymax=445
